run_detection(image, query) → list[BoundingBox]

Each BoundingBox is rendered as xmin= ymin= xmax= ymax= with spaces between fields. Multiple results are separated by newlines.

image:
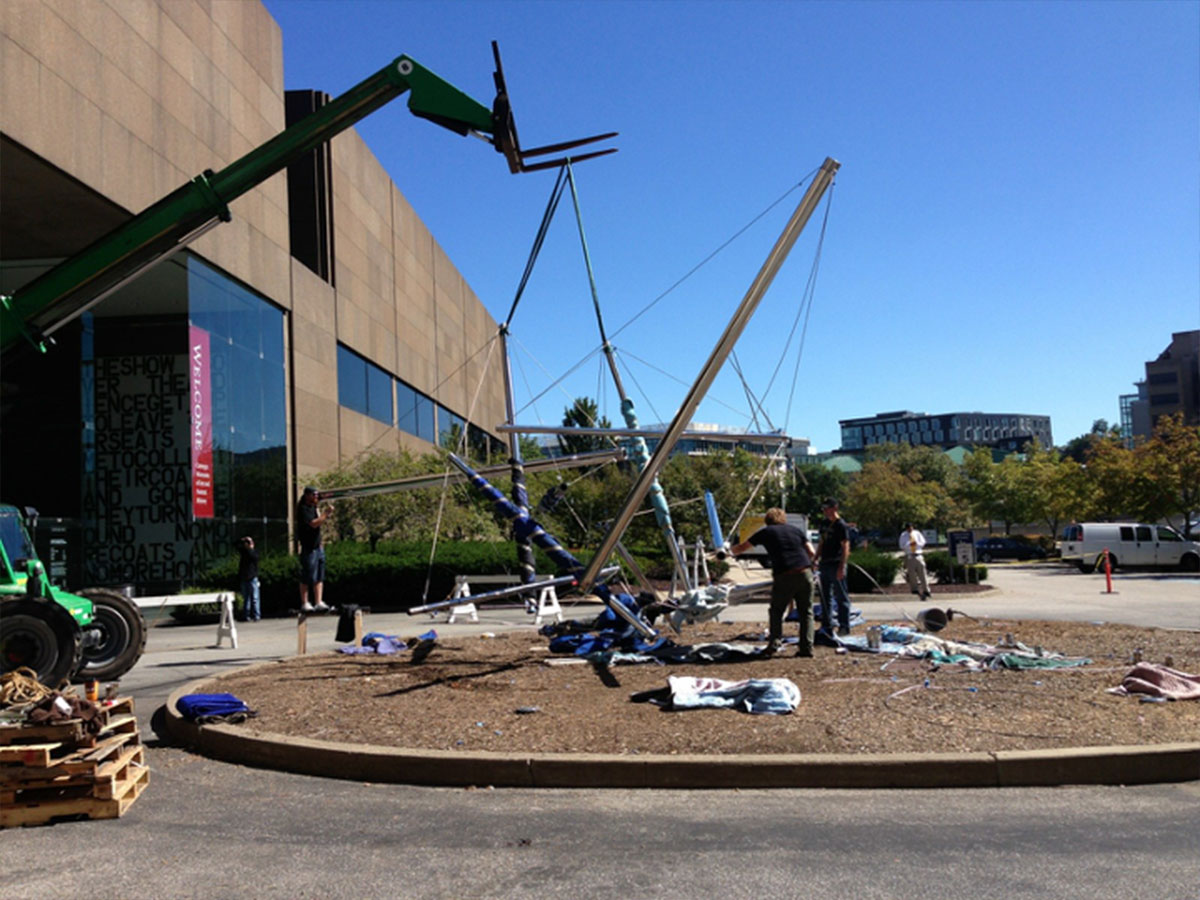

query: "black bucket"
xmin=915 ymin=608 xmax=948 ymax=632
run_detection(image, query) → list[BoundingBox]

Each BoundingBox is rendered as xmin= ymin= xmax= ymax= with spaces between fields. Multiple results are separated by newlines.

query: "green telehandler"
xmin=0 ymin=43 xmax=615 ymax=685
xmin=0 ymin=504 xmax=144 ymax=685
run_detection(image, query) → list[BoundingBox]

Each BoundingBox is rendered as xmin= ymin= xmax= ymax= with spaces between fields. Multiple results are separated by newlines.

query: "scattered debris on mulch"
xmin=210 ymin=616 xmax=1198 ymax=756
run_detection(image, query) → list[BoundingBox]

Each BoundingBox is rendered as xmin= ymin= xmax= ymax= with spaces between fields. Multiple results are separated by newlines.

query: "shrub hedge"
xmin=846 ymin=547 xmax=901 ymax=593
xmin=183 ymin=539 xmax=691 ymax=619
xmin=925 ymin=550 xmax=988 ymax=584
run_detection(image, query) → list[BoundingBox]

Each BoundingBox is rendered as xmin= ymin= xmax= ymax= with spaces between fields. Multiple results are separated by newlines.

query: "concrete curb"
xmin=163 ymin=664 xmax=1200 ymax=789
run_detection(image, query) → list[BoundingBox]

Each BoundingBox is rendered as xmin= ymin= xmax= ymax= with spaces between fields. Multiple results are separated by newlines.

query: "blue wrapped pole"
xmin=705 ymin=491 xmax=725 ymax=551
xmin=445 ymin=453 xmax=657 ymax=638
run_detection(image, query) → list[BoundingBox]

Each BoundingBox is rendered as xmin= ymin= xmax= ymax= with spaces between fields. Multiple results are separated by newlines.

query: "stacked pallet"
xmin=0 ymin=697 xmax=149 ymax=827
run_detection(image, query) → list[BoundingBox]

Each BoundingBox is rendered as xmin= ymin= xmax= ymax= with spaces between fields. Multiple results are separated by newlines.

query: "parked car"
xmin=974 ymin=537 xmax=1047 ymax=562
xmin=1059 ymin=523 xmax=1200 ymax=572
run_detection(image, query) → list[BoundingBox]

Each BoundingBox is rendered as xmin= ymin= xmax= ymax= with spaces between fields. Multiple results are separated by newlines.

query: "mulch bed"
xmin=211 ymin=615 xmax=1199 ymax=756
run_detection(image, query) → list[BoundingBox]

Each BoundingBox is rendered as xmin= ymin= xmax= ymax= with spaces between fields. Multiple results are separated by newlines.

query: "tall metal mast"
xmin=564 ymin=162 xmax=693 ymax=589
xmin=577 ymin=157 xmax=840 ymax=594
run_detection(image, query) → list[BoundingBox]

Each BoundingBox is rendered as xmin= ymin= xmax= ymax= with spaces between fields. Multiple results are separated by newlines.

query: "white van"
xmin=1059 ymin=523 xmax=1200 ymax=572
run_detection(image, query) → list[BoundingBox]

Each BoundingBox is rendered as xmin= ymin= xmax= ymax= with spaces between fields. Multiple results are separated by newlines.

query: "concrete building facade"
xmin=0 ymin=0 xmax=507 ymax=591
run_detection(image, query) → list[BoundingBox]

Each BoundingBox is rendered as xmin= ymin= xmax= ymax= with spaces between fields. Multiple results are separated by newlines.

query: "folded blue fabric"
xmin=177 ymin=693 xmax=250 ymax=721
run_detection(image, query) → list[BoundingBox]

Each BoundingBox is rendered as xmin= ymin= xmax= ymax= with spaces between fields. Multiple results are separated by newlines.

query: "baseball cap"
xmin=821 ymin=497 xmax=838 ymax=508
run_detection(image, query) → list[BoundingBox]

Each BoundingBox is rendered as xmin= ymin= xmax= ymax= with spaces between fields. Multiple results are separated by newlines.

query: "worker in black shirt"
xmin=297 ymin=486 xmax=333 ymax=612
xmin=815 ymin=497 xmax=852 ymax=635
xmin=731 ymin=507 xmax=817 ymax=656
xmin=236 ymin=536 xmax=260 ymax=621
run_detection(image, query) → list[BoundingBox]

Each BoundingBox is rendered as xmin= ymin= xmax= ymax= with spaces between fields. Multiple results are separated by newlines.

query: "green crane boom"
xmin=0 ymin=43 xmax=615 ymax=353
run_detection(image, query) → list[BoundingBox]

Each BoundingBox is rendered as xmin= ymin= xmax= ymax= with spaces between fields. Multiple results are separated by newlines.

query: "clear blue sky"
xmin=263 ymin=0 xmax=1198 ymax=453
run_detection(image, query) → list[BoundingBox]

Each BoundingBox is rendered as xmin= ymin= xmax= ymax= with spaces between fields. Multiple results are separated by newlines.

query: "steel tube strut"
xmin=498 ymin=424 xmax=789 ymax=443
xmin=312 ymin=448 xmax=624 ymax=502
xmin=577 ymin=157 xmax=840 ymax=594
xmin=407 ymin=566 xmax=619 ymax=614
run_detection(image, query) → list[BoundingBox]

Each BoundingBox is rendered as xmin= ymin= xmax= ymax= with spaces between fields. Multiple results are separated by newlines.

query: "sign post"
xmin=948 ymin=529 xmax=975 ymax=586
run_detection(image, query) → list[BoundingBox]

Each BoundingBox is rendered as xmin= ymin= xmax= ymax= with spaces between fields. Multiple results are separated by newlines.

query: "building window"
xmin=396 ymin=379 xmax=436 ymax=443
xmin=1150 ymin=392 xmax=1180 ymax=406
xmin=437 ymin=404 xmax=465 ymax=452
xmin=337 ymin=344 xmax=393 ymax=425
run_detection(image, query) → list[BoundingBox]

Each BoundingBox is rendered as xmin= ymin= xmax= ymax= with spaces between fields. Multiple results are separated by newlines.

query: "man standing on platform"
xmin=297 ymin=486 xmax=332 ymax=612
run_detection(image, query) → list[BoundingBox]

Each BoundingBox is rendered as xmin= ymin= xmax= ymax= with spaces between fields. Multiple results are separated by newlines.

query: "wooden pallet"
xmin=0 ymin=764 xmax=149 ymax=827
xmin=0 ymin=697 xmax=149 ymax=827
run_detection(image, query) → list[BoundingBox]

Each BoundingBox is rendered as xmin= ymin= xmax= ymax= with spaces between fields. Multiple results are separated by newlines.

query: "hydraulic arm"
xmin=0 ymin=43 xmax=615 ymax=353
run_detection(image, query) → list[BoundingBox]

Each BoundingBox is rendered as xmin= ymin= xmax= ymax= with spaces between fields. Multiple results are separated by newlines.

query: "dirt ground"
xmin=213 ymin=609 xmax=1200 ymax=756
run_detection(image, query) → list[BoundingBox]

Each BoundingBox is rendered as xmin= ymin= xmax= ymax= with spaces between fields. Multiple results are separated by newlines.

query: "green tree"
xmin=528 ymin=462 xmax=633 ymax=549
xmin=659 ymin=448 xmax=765 ymax=544
xmin=1135 ymin=413 xmax=1200 ymax=537
xmin=518 ymin=435 xmax=545 ymax=461
xmin=957 ymin=447 xmax=1001 ymax=528
xmin=864 ymin=442 xmax=958 ymax=489
xmin=1022 ymin=442 xmax=1090 ymax=539
xmin=789 ymin=462 xmax=851 ymax=521
xmin=558 ymin=396 xmax=614 ymax=456
xmin=317 ymin=449 xmax=428 ymax=550
xmin=844 ymin=460 xmax=942 ymax=534
xmin=1082 ymin=435 xmax=1137 ymax=521
xmin=992 ymin=452 xmax=1037 ymax=534
xmin=314 ymin=448 xmax=504 ymax=550
xmin=1061 ymin=419 xmax=1120 ymax=464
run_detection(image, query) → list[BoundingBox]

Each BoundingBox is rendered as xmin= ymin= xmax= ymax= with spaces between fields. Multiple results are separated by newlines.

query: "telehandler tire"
xmin=75 ymin=588 xmax=147 ymax=681
xmin=0 ymin=597 xmax=82 ymax=687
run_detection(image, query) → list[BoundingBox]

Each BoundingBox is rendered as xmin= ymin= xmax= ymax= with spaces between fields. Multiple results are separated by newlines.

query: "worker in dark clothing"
xmin=730 ymin=507 xmax=817 ymax=657
xmin=815 ymin=497 xmax=852 ymax=635
xmin=297 ymin=486 xmax=333 ymax=612
xmin=236 ymin=536 xmax=260 ymax=621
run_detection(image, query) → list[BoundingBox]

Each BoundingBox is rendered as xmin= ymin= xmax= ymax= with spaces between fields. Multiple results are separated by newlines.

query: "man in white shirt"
xmin=900 ymin=522 xmax=931 ymax=600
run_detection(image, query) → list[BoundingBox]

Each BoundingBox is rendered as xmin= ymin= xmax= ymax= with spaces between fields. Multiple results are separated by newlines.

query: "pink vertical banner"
xmin=189 ymin=325 xmax=214 ymax=518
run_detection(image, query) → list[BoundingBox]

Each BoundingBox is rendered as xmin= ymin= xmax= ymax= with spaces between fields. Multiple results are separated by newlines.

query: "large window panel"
xmin=367 ymin=363 xmax=393 ymax=424
xmin=438 ymin=405 xmax=465 ymax=452
xmin=337 ymin=344 xmax=392 ymax=425
xmin=337 ymin=345 xmax=367 ymax=415
xmin=230 ymin=345 xmax=265 ymax=455
xmin=397 ymin=379 xmax=436 ymax=443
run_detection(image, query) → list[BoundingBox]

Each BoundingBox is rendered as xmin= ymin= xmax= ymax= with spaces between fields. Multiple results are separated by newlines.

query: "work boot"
xmin=761 ymin=640 xmax=779 ymax=657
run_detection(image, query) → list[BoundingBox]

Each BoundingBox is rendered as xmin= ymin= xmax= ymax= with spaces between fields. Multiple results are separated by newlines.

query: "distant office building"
xmin=1138 ymin=331 xmax=1199 ymax=437
xmin=542 ymin=422 xmax=808 ymax=460
xmin=1119 ymin=382 xmax=1152 ymax=448
xmin=839 ymin=410 xmax=1052 ymax=453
